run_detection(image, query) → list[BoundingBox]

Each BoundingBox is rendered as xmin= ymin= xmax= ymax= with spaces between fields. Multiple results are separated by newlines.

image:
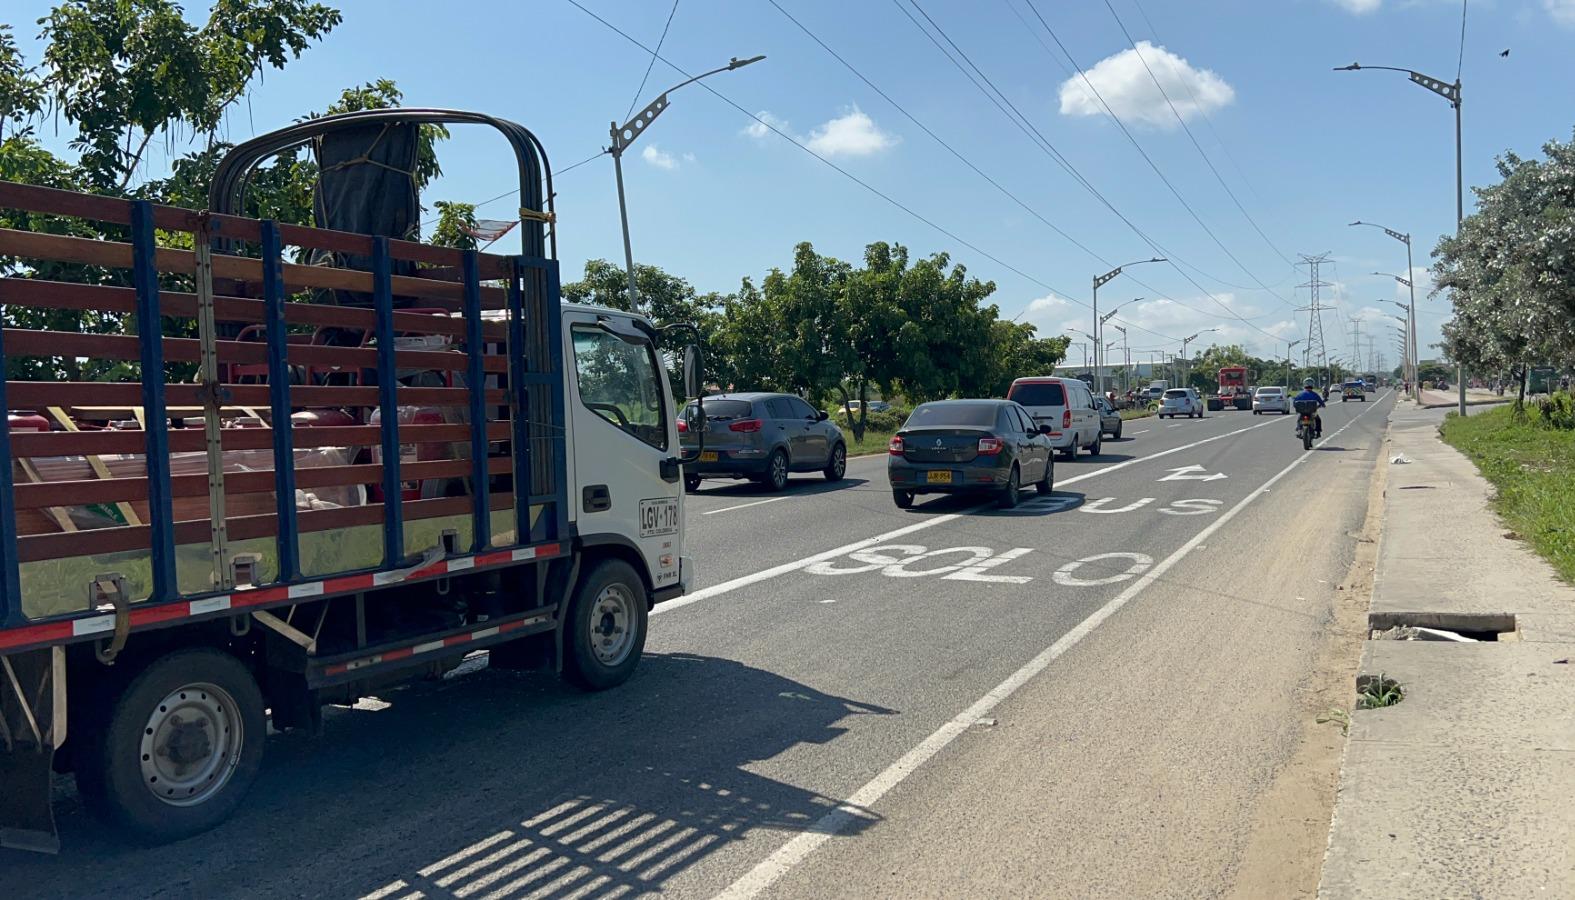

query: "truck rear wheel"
xmin=563 ymin=559 xmax=649 ymax=691
xmin=75 ymin=648 xmax=265 ymax=844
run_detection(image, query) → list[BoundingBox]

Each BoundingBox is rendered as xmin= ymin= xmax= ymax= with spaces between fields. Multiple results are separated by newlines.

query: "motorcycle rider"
xmin=1293 ymin=377 xmax=1325 ymax=438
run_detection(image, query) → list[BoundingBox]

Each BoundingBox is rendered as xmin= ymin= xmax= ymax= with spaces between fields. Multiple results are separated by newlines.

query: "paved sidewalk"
xmin=1319 ymin=404 xmax=1575 ymax=898
xmin=1416 ymin=387 xmax=1504 ymax=409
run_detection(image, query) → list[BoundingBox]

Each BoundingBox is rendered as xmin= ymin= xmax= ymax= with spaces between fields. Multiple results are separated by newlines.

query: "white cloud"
xmin=641 ymin=144 xmax=679 ymax=170
xmin=683 ymin=152 xmax=697 ymax=163
xmin=1546 ymin=0 xmax=1575 ymax=27
xmin=1057 ymin=41 xmax=1234 ymax=129
xmin=1330 ymin=0 xmax=1382 ymax=14
xmin=804 ymin=107 xmax=897 ymax=157
xmin=742 ymin=110 xmax=789 ymax=140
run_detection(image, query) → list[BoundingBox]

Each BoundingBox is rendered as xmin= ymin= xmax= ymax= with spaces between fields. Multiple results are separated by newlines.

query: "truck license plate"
xmin=639 ymin=498 xmax=680 ymax=537
xmin=926 ymin=470 xmax=953 ymax=484
xmin=698 ymin=451 xmax=718 ymax=462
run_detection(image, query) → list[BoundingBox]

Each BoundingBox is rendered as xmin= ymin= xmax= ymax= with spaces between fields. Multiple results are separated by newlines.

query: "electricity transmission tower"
xmin=1296 ymin=253 xmax=1333 ymax=383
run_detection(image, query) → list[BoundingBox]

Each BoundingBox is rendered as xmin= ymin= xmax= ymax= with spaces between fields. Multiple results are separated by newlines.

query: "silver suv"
xmin=679 ymin=392 xmax=847 ymax=492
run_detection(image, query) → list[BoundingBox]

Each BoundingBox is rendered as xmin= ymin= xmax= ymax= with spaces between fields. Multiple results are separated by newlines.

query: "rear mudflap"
xmin=0 ymin=647 xmax=65 ymax=853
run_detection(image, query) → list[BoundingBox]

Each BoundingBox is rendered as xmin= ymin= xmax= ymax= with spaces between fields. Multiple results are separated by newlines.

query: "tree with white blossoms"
xmin=1433 ymin=131 xmax=1575 ymax=406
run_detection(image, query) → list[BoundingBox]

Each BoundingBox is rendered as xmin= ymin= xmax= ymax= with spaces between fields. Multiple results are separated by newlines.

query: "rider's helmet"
xmin=1303 ymin=377 xmax=1316 ymax=388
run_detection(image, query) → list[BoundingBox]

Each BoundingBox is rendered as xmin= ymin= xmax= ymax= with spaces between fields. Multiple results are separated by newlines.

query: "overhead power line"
xmin=764 ymin=0 xmax=1183 ymax=343
xmin=1098 ymin=0 xmax=1296 ymax=268
xmin=898 ymin=0 xmax=1288 ymax=344
xmin=562 ymin=0 xmax=1092 ymax=323
xmin=1019 ymin=0 xmax=1296 ymax=306
xmin=625 ymin=0 xmax=681 ymax=120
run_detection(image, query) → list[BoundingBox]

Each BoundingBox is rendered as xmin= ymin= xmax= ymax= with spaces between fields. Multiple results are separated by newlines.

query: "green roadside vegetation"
xmin=841 ymin=426 xmax=898 ymax=457
xmin=1440 ymin=396 xmax=1575 ymax=584
xmin=1120 ymin=405 xmax=1156 ymax=421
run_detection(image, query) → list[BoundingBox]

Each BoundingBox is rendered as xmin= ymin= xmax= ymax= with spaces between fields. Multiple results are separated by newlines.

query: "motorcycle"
xmin=1294 ymin=400 xmax=1320 ymax=450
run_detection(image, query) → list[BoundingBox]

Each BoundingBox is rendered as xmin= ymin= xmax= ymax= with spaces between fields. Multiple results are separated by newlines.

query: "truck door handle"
xmin=582 ymin=484 xmax=611 ymax=513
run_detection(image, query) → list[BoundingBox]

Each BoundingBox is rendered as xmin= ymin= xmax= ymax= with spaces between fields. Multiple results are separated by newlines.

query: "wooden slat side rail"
xmin=0 ymin=228 xmax=511 ymax=309
xmin=0 ymin=180 xmax=514 ymax=275
xmin=5 ymin=382 xmax=506 ymax=409
xmin=8 ymin=422 xmax=511 ymax=457
xmin=0 ymin=328 xmax=510 ymax=374
xmin=0 ymin=279 xmax=512 ymax=340
xmin=12 ymin=457 xmax=512 ymax=508
xmin=16 ymin=492 xmax=517 ymax=563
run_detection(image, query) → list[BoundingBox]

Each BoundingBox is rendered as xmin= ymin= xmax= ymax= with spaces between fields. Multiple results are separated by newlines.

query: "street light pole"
xmin=1112 ymin=325 xmax=1130 ymax=393
xmin=1092 ymin=260 xmax=1163 ymax=395
xmin=1351 ymin=219 xmax=1421 ymax=402
xmin=609 ymin=54 xmax=764 ymax=308
xmin=1286 ymin=339 xmax=1303 ymax=385
xmin=1179 ymin=328 xmax=1217 ymax=386
xmin=1336 ymin=61 xmax=1465 ymax=414
xmin=1380 ymin=297 xmax=1414 ymax=389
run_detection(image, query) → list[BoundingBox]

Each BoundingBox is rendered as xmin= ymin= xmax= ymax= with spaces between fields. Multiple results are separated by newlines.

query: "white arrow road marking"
xmin=1158 ymin=465 xmax=1228 ymax=482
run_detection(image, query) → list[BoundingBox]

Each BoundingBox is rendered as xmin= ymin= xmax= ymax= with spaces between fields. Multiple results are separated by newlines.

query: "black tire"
xmin=1113 ymin=422 xmax=1122 ymax=439
xmin=683 ymin=473 xmax=701 ymax=493
xmin=1035 ymin=458 xmax=1054 ymax=495
xmin=1303 ymin=426 xmax=1314 ymax=451
xmin=74 ymin=648 xmax=266 ymax=844
xmin=763 ymin=449 xmax=790 ymax=492
xmin=997 ymin=465 xmax=1021 ymax=509
xmin=893 ymin=489 xmax=915 ymax=509
xmin=823 ymin=443 xmax=846 ymax=482
xmin=1089 ymin=433 xmax=1102 ymax=457
xmin=563 ymin=559 xmax=649 ymax=691
xmin=1063 ymin=439 xmax=1077 ymax=460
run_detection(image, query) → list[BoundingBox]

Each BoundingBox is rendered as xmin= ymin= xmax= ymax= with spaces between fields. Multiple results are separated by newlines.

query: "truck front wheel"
xmin=563 ymin=559 xmax=649 ymax=691
xmin=75 ymin=648 xmax=265 ymax=844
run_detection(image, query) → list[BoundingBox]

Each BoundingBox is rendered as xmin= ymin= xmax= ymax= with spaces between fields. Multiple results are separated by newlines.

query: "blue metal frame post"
xmin=260 ymin=221 xmax=299 ymax=580
xmin=542 ymin=258 xmax=568 ymax=544
xmin=131 ymin=201 xmax=177 ymax=602
xmin=372 ymin=238 xmax=404 ymax=567
xmin=0 ymin=327 xmax=21 ymax=627
xmin=506 ymin=261 xmax=531 ymax=546
xmin=461 ymin=251 xmax=491 ymax=552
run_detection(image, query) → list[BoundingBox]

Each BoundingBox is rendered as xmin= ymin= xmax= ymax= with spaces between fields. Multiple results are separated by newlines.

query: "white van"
xmin=1007 ymin=376 xmax=1103 ymax=458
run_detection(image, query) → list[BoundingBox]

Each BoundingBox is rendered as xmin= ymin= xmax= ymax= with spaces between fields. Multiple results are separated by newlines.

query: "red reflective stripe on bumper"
xmin=0 ymin=621 xmax=72 ymax=652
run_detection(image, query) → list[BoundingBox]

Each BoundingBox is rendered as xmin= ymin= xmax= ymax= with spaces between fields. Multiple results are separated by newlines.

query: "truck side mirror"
xmin=682 ymin=343 xmax=703 ymax=400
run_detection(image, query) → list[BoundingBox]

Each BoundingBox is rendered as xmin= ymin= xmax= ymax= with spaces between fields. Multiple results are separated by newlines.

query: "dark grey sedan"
xmin=887 ymin=399 xmax=1054 ymax=509
xmin=679 ymin=392 xmax=847 ymax=492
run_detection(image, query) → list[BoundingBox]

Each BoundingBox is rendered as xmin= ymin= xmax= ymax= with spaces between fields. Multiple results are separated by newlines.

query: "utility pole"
xmin=1297 ymin=253 xmax=1334 ymax=388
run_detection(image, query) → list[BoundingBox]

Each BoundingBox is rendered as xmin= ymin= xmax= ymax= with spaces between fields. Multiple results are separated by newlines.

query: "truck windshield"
xmin=572 ymin=326 xmax=668 ymax=450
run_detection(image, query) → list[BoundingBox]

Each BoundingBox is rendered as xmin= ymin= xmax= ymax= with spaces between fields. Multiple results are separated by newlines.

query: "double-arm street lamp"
xmin=1349 ymin=221 xmax=1421 ymax=402
xmin=1336 ymin=60 xmax=1466 ymax=414
xmin=610 ymin=55 xmax=765 ymax=307
xmin=1092 ymin=260 xmax=1164 ymax=393
xmin=1179 ymin=328 xmax=1217 ymax=384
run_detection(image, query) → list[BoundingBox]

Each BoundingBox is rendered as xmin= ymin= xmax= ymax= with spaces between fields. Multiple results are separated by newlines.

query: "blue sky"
xmin=12 ymin=0 xmax=1575 ymax=371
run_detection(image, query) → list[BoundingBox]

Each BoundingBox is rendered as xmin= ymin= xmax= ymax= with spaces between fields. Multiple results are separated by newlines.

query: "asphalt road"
xmin=12 ymin=392 xmax=1395 ymax=899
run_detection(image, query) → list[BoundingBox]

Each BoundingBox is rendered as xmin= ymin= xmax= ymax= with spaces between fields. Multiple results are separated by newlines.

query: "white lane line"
xmin=702 ymin=496 xmax=791 ymax=516
xmin=656 ymin=414 xmax=1283 ymax=618
xmin=1127 ymin=429 xmax=1148 ymax=435
xmin=713 ymin=393 xmax=1390 ymax=900
xmin=1167 ymin=423 xmax=1186 ymax=428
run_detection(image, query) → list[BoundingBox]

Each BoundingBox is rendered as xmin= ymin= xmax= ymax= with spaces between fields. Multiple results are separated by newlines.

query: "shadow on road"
xmin=13 ymin=655 xmax=892 ymax=899
xmin=906 ymin=491 xmax=1087 ymax=517
xmin=690 ymin=476 xmax=870 ymax=498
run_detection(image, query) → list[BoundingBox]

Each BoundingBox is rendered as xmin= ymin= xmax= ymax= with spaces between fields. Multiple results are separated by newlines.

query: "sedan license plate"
xmin=698 ymin=451 xmax=718 ymax=462
xmin=926 ymin=470 xmax=953 ymax=484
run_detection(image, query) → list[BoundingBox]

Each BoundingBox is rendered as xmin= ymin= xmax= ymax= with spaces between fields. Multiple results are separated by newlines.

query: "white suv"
xmin=1007 ymin=376 xmax=1103 ymax=458
xmin=1159 ymin=387 xmax=1204 ymax=419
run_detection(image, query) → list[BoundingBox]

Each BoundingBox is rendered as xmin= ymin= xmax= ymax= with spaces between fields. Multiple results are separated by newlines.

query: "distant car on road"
xmin=1159 ymin=387 xmax=1204 ymax=419
xmin=680 ymin=392 xmax=846 ymax=492
xmin=1252 ymin=385 xmax=1289 ymax=415
xmin=1341 ymin=381 xmax=1367 ymax=402
xmin=887 ymin=399 xmax=1053 ymax=509
xmin=1092 ymin=395 xmax=1123 ymax=439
